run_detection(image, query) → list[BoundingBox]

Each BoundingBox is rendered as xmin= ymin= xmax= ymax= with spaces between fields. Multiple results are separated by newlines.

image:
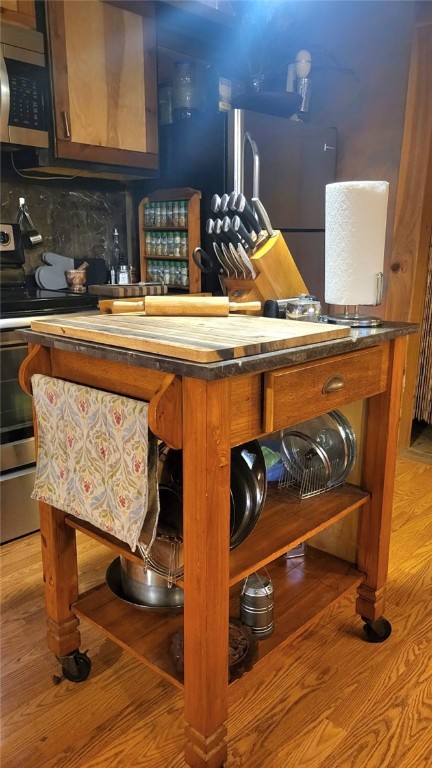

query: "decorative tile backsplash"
xmin=0 ymin=176 xmax=129 ymax=275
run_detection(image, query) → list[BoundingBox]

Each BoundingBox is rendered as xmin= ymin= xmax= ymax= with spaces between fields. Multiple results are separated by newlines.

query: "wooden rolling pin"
xmin=103 ymin=296 xmax=262 ymax=316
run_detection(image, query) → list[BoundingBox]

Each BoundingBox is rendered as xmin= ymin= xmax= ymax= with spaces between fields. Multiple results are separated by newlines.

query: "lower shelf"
xmin=73 ymin=547 xmax=363 ymax=689
xmin=231 ymin=547 xmax=363 ymax=665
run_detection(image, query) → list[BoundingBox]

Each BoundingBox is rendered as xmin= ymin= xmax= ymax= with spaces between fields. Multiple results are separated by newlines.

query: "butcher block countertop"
xmin=28 ymin=313 xmax=352 ymax=363
xmin=22 ymin=316 xmax=418 ymax=380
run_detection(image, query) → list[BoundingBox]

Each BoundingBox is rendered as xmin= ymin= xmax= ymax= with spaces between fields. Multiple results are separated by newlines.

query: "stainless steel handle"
xmin=61 ymin=110 xmax=71 ymax=139
xmin=322 ymin=376 xmax=346 ymax=393
xmin=244 ymin=131 xmax=260 ymax=199
xmin=324 ymin=143 xmax=335 ymax=151
xmin=0 ymin=50 xmax=10 ymax=142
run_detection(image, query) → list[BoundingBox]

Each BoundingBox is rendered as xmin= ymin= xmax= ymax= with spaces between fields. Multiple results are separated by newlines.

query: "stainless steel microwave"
xmin=0 ymin=22 xmax=49 ymax=149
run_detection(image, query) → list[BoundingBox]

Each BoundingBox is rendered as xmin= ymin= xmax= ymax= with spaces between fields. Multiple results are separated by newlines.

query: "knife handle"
xmin=236 ymin=193 xmax=262 ymax=236
xmin=214 ymin=218 xmax=231 ymax=245
xmin=222 ymin=216 xmax=241 ymax=246
xmin=227 ymin=191 xmax=238 ymax=211
xmin=231 ymin=215 xmax=255 ymax=250
xmin=252 ymin=197 xmax=276 ymax=237
xmin=210 ymin=194 xmax=221 ymax=214
xmin=219 ymin=193 xmax=230 ymax=215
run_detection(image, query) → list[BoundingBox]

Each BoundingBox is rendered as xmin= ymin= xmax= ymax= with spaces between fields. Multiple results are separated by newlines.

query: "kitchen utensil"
xmin=263 ymin=295 xmax=321 ymax=320
xmin=279 ymin=410 xmax=356 ymax=498
xmin=231 ymin=215 xmax=256 ymax=250
xmin=235 ymin=193 xmax=262 ymax=236
xmin=212 ymin=218 xmax=229 ymax=247
xmin=102 ymin=296 xmax=261 ymax=316
xmin=229 ymin=243 xmax=249 ymax=279
xmin=192 ymin=247 xmax=219 ymax=274
xmin=285 ymin=294 xmax=321 ymax=322
xmin=252 ymin=198 xmax=276 ymax=238
xmin=30 ymin=314 xmax=351 ymax=364
xmin=221 ymin=242 xmax=241 ymax=278
xmin=119 ymin=555 xmax=184 ymax=607
xmin=236 ymin=242 xmax=257 ymax=279
xmin=213 ymin=242 xmax=231 ymax=278
xmin=160 ymin=440 xmax=267 ymax=552
xmin=240 ymin=571 xmax=274 ymax=638
xmin=170 ymin=620 xmax=258 ymax=682
xmin=219 ymin=193 xmax=230 ymax=215
xmin=227 ymin=243 xmax=247 ymax=278
xmin=244 ymin=132 xmax=260 ymax=199
xmin=65 ymin=268 xmax=87 ymax=293
xmin=105 ymin=557 xmax=184 ymax=613
xmin=16 ymin=197 xmax=43 ymax=248
xmin=222 ymin=216 xmax=241 ymax=248
xmin=144 ymin=296 xmax=260 ymax=316
xmin=211 ymin=193 xmax=222 ymax=214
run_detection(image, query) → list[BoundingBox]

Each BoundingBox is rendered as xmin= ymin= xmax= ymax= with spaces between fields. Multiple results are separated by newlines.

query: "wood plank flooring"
xmin=1 ymin=455 xmax=431 ymax=768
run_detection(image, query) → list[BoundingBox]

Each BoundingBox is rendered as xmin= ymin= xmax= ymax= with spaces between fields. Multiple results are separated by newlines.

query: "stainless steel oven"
xmin=0 ymin=325 xmax=39 ymax=543
xmin=0 ymin=286 xmax=99 ymax=543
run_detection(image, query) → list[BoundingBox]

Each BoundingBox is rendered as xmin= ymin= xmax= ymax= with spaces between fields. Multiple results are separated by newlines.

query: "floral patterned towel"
xmin=31 ymin=374 xmax=159 ymax=552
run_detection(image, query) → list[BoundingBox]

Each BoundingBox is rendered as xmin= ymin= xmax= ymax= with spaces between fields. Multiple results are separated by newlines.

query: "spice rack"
xmin=138 ymin=188 xmax=201 ymax=293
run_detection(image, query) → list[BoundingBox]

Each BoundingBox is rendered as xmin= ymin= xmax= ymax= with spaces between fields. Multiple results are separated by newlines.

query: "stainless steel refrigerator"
xmin=144 ymin=108 xmax=337 ymax=301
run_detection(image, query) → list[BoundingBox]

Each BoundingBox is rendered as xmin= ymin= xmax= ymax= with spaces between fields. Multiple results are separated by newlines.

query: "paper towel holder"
xmin=324 ymin=272 xmax=384 ymax=327
xmin=323 ymin=179 xmax=389 ymax=328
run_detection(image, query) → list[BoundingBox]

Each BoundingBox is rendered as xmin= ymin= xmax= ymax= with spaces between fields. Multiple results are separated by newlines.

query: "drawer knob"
xmin=322 ymin=375 xmax=345 ymax=393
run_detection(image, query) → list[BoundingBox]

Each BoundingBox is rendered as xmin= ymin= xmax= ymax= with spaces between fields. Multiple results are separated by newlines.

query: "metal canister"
xmin=240 ymin=572 xmax=274 ymax=638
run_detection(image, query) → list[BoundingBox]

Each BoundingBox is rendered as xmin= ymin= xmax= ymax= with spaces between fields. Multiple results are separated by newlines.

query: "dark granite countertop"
xmin=20 ymin=321 xmax=418 ymax=381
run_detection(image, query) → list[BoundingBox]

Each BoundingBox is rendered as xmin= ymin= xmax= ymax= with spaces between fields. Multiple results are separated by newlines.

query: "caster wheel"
xmin=58 ymin=650 xmax=92 ymax=682
xmin=362 ymin=617 xmax=392 ymax=643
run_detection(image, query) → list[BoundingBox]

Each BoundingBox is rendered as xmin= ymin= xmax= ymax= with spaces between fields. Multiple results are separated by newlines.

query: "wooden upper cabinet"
xmin=0 ymin=0 xmax=36 ymax=28
xmin=45 ymin=0 xmax=158 ymax=170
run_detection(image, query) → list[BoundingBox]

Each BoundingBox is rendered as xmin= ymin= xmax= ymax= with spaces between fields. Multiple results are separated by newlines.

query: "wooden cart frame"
xmin=20 ymin=322 xmax=415 ymax=768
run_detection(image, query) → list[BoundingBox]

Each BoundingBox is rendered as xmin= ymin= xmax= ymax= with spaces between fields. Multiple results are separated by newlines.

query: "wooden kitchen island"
xmin=19 ymin=315 xmax=416 ymax=768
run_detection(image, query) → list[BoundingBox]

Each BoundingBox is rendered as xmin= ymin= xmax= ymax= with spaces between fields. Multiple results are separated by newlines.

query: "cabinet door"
xmin=0 ymin=0 xmax=36 ymax=28
xmin=46 ymin=0 xmax=158 ymax=170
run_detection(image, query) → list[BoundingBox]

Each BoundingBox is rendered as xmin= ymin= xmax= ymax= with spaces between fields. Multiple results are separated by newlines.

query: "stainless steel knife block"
xmin=224 ymin=231 xmax=308 ymax=306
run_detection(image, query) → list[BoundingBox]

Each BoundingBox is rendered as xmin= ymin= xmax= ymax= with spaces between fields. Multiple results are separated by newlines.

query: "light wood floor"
xmin=1 ymin=455 xmax=431 ymax=768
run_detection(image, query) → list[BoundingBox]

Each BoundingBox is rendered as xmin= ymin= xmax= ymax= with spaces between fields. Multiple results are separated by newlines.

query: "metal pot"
xmin=119 ymin=556 xmax=184 ymax=608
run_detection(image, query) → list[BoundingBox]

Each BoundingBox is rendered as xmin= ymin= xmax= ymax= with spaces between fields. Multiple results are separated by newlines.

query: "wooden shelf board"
xmin=144 ymin=227 xmax=188 ymax=232
xmin=67 ymin=484 xmax=367 ymax=592
xmin=73 ymin=583 xmax=184 ymax=690
xmin=229 ymin=484 xmax=368 ymax=586
xmin=73 ymin=548 xmax=362 ymax=691
xmin=230 ymin=549 xmax=363 ymax=667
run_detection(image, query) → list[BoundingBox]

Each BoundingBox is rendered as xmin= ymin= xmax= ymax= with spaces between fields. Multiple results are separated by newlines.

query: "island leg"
xmin=356 ymin=336 xmax=407 ymax=625
xmin=182 ymin=377 xmax=231 ymax=768
xmin=39 ymin=502 xmax=81 ymax=657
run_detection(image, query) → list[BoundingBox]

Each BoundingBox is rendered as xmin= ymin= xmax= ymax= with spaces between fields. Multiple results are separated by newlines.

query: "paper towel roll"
xmin=325 ymin=181 xmax=389 ymax=306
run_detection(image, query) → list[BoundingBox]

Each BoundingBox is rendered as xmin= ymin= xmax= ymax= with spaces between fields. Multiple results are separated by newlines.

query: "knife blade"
xmin=236 ymin=241 xmax=257 ymax=279
xmin=221 ymin=242 xmax=240 ymax=278
xmin=228 ymin=242 xmax=247 ymax=278
xmin=212 ymin=242 xmax=231 ymax=278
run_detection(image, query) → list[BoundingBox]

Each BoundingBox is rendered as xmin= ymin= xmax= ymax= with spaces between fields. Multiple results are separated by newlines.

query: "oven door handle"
xmin=0 ymin=47 xmax=11 ymax=142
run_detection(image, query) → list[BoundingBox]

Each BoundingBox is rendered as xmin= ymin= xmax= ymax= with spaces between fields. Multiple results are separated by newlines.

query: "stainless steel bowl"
xmin=119 ymin=556 xmax=184 ymax=608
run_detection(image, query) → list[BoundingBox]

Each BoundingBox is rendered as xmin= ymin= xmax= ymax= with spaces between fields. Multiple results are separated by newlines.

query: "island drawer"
xmin=263 ymin=343 xmax=389 ymax=432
